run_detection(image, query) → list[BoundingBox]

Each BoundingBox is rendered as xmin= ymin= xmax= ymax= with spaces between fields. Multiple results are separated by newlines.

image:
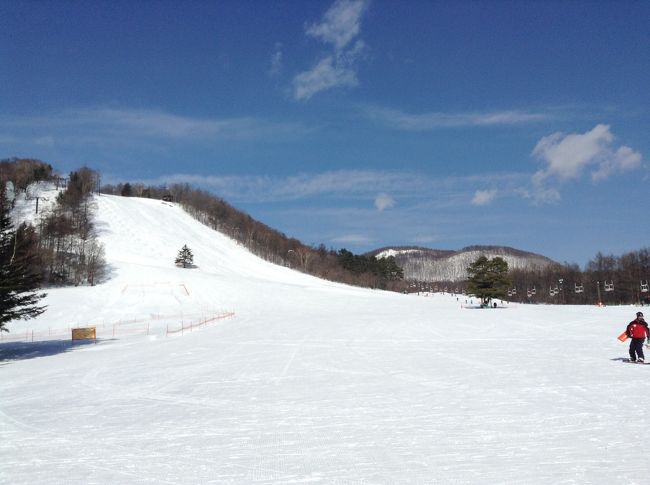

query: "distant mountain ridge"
xmin=368 ymin=245 xmax=555 ymax=282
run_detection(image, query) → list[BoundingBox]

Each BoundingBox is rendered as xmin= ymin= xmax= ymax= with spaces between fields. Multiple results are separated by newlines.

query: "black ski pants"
xmin=629 ymin=338 xmax=645 ymax=361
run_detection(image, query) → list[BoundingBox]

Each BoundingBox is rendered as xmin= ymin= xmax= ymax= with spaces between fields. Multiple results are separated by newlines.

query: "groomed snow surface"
xmin=1 ymin=195 xmax=646 ymax=484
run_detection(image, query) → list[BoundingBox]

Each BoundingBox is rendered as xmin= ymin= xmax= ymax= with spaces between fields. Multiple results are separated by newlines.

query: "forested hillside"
xmin=1 ymin=159 xmax=106 ymax=287
xmin=372 ymin=246 xmax=553 ymax=282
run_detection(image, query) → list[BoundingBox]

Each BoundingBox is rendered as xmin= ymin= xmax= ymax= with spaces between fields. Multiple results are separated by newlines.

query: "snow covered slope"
xmin=1 ymin=194 xmax=647 ymax=484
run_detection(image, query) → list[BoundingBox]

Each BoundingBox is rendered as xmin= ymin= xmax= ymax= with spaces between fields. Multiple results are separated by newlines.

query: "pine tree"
xmin=175 ymin=244 xmax=194 ymax=268
xmin=0 ymin=183 xmax=46 ymax=331
xmin=466 ymin=256 xmax=511 ymax=305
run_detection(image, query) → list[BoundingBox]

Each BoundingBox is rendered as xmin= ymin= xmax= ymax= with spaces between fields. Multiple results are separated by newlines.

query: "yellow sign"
xmin=71 ymin=327 xmax=96 ymax=341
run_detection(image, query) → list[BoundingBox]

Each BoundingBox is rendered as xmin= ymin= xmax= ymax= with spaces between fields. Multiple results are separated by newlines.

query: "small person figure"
xmin=626 ymin=312 xmax=649 ymax=362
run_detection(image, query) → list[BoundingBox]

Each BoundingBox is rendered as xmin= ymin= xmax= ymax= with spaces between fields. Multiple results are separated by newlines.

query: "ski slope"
xmin=1 ymin=194 xmax=647 ymax=484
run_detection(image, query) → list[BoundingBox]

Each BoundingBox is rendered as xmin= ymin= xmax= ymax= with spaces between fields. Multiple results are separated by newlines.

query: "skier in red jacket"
xmin=626 ymin=312 xmax=649 ymax=362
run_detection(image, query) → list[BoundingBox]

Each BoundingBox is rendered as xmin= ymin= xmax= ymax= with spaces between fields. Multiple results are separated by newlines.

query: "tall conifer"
xmin=0 ymin=183 xmax=46 ymax=331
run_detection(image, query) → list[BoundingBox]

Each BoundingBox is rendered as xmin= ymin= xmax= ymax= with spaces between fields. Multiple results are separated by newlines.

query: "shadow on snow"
xmin=0 ymin=338 xmax=111 ymax=364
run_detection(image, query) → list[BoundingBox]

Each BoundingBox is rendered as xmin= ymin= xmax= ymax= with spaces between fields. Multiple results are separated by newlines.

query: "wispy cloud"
xmin=136 ymin=170 xmax=416 ymax=201
xmin=131 ymin=169 xmax=528 ymax=207
xmin=269 ymin=43 xmax=283 ymax=77
xmin=330 ymin=234 xmax=374 ymax=245
xmin=293 ymin=0 xmax=369 ymax=100
xmin=518 ymin=186 xmax=562 ymax=205
xmin=305 ymin=0 xmax=368 ymax=50
xmin=362 ymin=105 xmax=552 ymax=130
xmin=0 ymin=107 xmax=308 ymax=145
xmin=292 ymin=53 xmax=360 ymax=101
xmin=89 ymin=108 xmax=259 ymax=138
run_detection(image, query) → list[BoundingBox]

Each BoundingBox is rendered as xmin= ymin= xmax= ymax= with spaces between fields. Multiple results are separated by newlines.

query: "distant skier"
xmin=626 ymin=312 xmax=649 ymax=362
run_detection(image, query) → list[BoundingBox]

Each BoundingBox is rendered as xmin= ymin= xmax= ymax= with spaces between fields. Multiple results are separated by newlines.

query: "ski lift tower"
xmin=596 ymin=280 xmax=614 ymax=306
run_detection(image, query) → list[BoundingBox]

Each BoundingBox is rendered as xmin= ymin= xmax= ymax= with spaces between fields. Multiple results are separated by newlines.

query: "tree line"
xmin=421 ymin=249 xmax=650 ymax=307
xmin=506 ymin=249 xmax=650 ymax=305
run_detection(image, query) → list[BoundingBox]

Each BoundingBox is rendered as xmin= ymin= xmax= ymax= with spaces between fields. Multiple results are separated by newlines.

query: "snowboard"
xmin=625 ymin=359 xmax=650 ymax=364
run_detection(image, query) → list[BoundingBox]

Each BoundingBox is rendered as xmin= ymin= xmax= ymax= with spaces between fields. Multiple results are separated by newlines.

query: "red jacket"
xmin=627 ymin=319 xmax=649 ymax=339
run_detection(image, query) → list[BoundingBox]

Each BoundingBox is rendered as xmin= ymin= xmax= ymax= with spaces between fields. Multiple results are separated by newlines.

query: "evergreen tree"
xmin=376 ymin=255 xmax=404 ymax=280
xmin=121 ymin=182 xmax=133 ymax=197
xmin=175 ymin=244 xmax=194 ymax=268
xmin=336 ymin=249 xmax=404 ymax=282
xmin=466 ymin=256 xmax=511 ymax=305
xmin=0 ymin=183 xmax=46 ymax=331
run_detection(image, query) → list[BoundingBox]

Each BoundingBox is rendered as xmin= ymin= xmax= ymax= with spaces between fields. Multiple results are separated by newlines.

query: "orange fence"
xmin=165 ymin=312 xmax=236 ymax=336
xmin=0 ymin=310 xmax=235 ymax=343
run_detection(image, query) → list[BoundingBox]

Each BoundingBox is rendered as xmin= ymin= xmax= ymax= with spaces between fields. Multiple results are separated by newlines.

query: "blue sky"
xmin=2 ymin=0 xmax=649 ymax=266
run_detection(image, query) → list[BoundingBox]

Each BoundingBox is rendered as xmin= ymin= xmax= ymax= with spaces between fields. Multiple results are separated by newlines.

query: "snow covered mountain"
xmin=372 ymin=245 xmax=555 ymax=282
xmin=1 ymin=192 xmax=645 ymax=484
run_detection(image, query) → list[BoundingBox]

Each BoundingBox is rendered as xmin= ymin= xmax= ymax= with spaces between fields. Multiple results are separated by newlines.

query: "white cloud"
xmin=305 ymin=0 xmax=368 ymax=50
xmin=374 ymin=193 xmax=395 ymax=211
xmin=269 ymin=43 xmax=283 ymax=77
xmin=362 ymin=105 xmax=551 ymax=130
xmin=293 ymin=0 xmax=369 ymax=100
xmin=471 ymin=189 xmax=497 ymax=206
xmin=292 ymin=55 xmax=358 ymax=101
xmin=591 ymin=145 xmax=642 ymax=181
xmin=532 ymin=124 xmax=642 ymax=183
